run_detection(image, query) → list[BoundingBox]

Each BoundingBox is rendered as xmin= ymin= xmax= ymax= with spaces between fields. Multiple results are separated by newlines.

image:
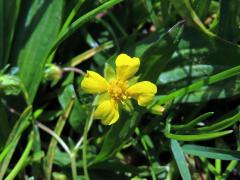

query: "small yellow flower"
xmin=81 ymin=53 xmax=157 ymax=125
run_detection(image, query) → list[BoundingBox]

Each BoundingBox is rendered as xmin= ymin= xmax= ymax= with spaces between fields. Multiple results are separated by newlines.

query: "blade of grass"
xmin=165 ymin=130 xmax=232 ymax=141
xmin=155 ymin=65 xmax=240 ymax=105
xmin=0 ymin=106 xmax=32 ymax=179
xmin=5 ymin=131 xmax=34 ymax=180
xmin=48 ymin=0 xmax=123 ymax=56
xmin=170 ymin=140 xmax=191 ymax=180
xmin=197 ymin=112 xmax=240 ymax=132
xmin=171 ymin=112 xmax=214 ymax=130
xmin=182 ymin=145 xmax=240 ymax=160
xmin=70 ymin=41 xmax=114 ymax=67
xmin=215 ymin=159 xmax=221 ymax=180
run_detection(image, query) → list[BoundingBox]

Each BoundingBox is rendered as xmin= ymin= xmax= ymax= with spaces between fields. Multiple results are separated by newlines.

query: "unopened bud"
xmin=44 ymin=64 xmax=62 ymax=85
xmin=149 ymin=104 xmax=165 ymax=115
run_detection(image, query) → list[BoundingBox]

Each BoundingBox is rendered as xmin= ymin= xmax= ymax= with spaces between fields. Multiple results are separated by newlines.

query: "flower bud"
xmin=44 ymin=64 xmax=62 ymax=85
xmin=149 ymin=104 xmax=165 ymax=115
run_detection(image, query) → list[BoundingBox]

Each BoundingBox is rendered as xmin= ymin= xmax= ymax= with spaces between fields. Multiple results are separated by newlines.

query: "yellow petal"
xmin=94 ymin=93 xmax=111 ymax=105
xmin=94 ymin=100 xmax=119 ymax=125
xmin=126 ymin=81 xmax=157 ymax=106
xmin=115 ymin=54 xmax=140 ymax=81
xmin=81 ymin=71 xmax=109 ymax=94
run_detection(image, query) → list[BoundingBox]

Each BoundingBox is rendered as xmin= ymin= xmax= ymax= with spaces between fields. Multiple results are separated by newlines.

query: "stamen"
xmin=108 ymin=80 xmax=127 ymax=103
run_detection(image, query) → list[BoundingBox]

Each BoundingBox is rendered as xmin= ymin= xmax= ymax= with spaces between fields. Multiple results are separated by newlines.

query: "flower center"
xmin=108 ymin=80 xmax=127 ymax=102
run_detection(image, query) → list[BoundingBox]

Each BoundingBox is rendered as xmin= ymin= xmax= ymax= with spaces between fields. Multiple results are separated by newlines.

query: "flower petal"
xmin=81 ymin=71 xmax=109 ymax=94
xmin=116 ymin=54 xmax=140 ymax=81
xmin=94 ymin=93 xmax=111 ymax=105
xmin=94 ymin=100 xmax=119 ymax=125
xmin=126 ymin=81 xmax=157 ymax=106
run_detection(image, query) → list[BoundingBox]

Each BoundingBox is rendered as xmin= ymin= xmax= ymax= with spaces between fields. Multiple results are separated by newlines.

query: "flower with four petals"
xmin=81 ymin=54 xmax=157 ymax=125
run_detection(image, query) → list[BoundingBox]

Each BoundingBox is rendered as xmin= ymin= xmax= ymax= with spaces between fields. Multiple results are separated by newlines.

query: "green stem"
xmin=44 ymin=98 xmax=75 ymax=180
xmin=82 ymin=108 xmax=95 ymax=180
xmin=222 ymin=124 xmax=240 ymax=179
xmin=0 ymin=106 xmax=32 ymax=179
xmin=60 ymin=0 xmax=85 ymax=34
xmin=70 ymin=154 xmax=78 ymax=180
xmin=135 ymin=128 xmax=156 ymax=180
xmin=200 ymin=157 xmax=219 ymax=176
xmin=215 ymin=159 xmax=221 ymax=180
xmin=222 ymin=160 xmax=238 ymax=179
xmin=5 ymin=132 xmax=34 ymax=180
xmin=37 ymin=121 xmax=78 ymax=180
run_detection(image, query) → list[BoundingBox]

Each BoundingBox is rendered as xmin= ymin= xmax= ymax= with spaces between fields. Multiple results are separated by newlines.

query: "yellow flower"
xmin=81 ymin=53 xmax=157 ymax=125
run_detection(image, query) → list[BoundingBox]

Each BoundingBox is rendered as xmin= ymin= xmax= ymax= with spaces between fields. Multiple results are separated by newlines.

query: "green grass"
xmin=0 ymin=0 xmax=240 ymax=179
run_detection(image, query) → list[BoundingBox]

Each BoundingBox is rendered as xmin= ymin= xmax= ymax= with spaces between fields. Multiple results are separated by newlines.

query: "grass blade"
xmin=170 ymin=140 xmax=191 ymax=180
xmin=165 ymin=130 xmax=232 ymax=141
xmin=182 ymin=145 xmax=240 ymax=160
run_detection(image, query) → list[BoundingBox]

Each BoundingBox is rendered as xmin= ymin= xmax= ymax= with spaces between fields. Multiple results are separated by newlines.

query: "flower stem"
xmin=5 ymin=131 xmax=34 ymax=180
xmin=44 ymin=98 xmax=75 ymax=180
xmin=82 ymin=107 xmax=95 ymax=180
xmin=70 ymin=153 xmax=78 ymax=180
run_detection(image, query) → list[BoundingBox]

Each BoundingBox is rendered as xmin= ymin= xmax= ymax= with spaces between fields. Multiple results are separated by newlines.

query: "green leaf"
xmin=170 ymin=140 xmax=191 ymax=180
xmin=139 ymin=23 xmax=183 ymax=82
xmin=0 ymin=106 xmax=32 ymax=178
xmin=2 ymin=0 xmax=21 ymax=67
xmin=49 ymin=0 xmax=123 ymax=55
xmin=218 ymin=0 xmax=239 ymax=41
xmin=0 ymin=75 xmax=21 ymax=95
xmin=0 ymin=101 xmax=10 ymax=148
xmin=0 ymin=0 xmax=3 ymax=67
xmin=155 ymin=65 xmax=240 ymax=105
xmin=193 ymin=0 xmax=211 ymax=19
xmin=92 ymin=111 xmax=142 ymax=164
xmin=171 ymin=112 xmax=214 ymax=131
xmin=182 ymin=145 xmax=240 ymax=160
xmin=12 ymin=0 xmax=64 ymax=103
xmin=59 ymin=85 xmax=86 ymax=132
xmin=197 ymin=112 xmax=240 ymax=132
xmin=165 ymin=130 xmax=232 ymax=141
xmin=53 ymin=148 xmax=70 ymax=167
xmin=169 ymin=0 xmax=214 ymax=36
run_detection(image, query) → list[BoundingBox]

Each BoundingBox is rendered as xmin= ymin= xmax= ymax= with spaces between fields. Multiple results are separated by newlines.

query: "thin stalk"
xmin=0 ymin=106 xmax=32 ymax=179
xmin=82 ymin=108 xmax=95 ymax=180
xmin=44 ymin=98 xmax=75 ymax=180
xmin=36 ymin=121 xmax=71 ymax=156
xmin=222 ymin=160 xmax=238 ymax=179
xmin=70 ymin=154 xmax=77 ymax=180
xmin=200 ymin=157 xmax=219 ymax=176
xmin=215 ymin=159 xmax=221 ymax=180
xmin=37 ymin=121 xmax=79 ymax=180
xmin=74 ymin=110 xmax=94 ymax=153
xmin=63 ymin=67 xmax=86 ymax=76
xmin=69 ymin=41 xmax=113 ymax=67
xmin=222 ymin=124 xmax=240 ymax=179
xmin=135 ymin=128 xmax=156 ymax=180
xmin=5 ymin=132 xmax=34 ymax=180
